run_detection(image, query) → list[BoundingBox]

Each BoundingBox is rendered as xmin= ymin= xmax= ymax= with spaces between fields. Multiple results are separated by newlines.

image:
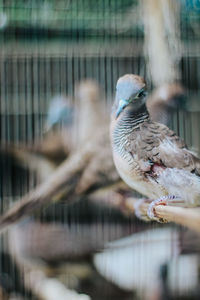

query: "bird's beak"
xmin=116 ymin=99 xmax=129 ymax=118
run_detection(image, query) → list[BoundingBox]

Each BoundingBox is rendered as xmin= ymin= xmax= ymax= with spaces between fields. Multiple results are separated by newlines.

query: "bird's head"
xmin=114 ymin=74 xmax=147 ymax=119
xmin=75 ymin=79 xmax=100 ymax=104
xmin=45 ymin=95 xmax=73 ymax=132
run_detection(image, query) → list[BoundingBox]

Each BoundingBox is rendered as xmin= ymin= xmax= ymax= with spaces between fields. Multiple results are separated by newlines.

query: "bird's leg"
xmin=147 ymin=195 xmax=183 ymax=222
xmin=134 ymin=198 xmax=152 ymax=221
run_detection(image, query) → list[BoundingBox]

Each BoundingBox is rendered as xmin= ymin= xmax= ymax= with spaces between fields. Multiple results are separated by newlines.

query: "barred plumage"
xmin=110 ymin=74 xmax=200 ymax=220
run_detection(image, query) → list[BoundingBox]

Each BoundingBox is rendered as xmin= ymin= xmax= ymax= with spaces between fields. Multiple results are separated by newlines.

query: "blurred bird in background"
xmin=146 ymin=83 xmax=186 ymax=126
xmin=0 ymin=94 xmax=74 ymax=186
xmin=45 ymin=95 xmax=74 ymax=133
xmin=73 ymin=79 xmax=107 ymax=148
xmin=0 ymin=77 xmax=123 ymax=229
xmin=35 ymin=94 xmax=74 ymax=164
xmin=0 ymin=79 xmax=106 ymax=172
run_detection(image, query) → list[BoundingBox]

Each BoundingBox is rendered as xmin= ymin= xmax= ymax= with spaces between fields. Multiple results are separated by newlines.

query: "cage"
xmin=0 ymin=1 xmax=200 ymax=299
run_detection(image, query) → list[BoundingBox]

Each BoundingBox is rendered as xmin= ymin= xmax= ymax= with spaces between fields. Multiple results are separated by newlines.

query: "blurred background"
xmin=0 ymin=0 xmax=200 ymax=299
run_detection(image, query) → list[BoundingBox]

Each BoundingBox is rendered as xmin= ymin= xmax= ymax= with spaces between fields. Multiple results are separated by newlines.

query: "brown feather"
xmin=111 ymin=74 xmax=200 ymax=202
xmin=125 ymin=120 xmax=200 ymax=175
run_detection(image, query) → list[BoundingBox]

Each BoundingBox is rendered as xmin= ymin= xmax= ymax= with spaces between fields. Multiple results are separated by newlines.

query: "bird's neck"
xmin=116 ymin=102 xmax=149 ymax=132
xmin=112 ymin=103 xmax=149 ymax=153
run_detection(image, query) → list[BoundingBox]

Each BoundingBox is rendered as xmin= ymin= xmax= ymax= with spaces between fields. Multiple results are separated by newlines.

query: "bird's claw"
xmin=147 ymin=195 xmax=179 ymax=223
xmin=134 ymin=198 xmax=152 ymax=222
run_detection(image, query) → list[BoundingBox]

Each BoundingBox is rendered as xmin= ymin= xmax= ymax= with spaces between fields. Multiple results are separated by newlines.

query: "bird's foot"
xmin=134 ymin=198 xmax=152 ymax=221
xmin=147 ymin=195 xmax=181 ymax=223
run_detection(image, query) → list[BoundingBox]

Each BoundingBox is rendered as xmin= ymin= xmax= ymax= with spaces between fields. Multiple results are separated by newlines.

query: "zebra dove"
xmin=110 ymin=74 xmax=200 ymax=221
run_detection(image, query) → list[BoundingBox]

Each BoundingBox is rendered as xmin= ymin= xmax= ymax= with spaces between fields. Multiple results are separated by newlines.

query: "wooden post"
xmin=142 ymin=0 xmax=182 ymax=86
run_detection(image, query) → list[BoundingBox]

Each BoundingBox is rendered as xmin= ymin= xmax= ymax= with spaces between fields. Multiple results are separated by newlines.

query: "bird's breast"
xmin=113 ymin=151 xmax=166 ymax=199
xmin=110 ymin=115 xmax=167 ymax=199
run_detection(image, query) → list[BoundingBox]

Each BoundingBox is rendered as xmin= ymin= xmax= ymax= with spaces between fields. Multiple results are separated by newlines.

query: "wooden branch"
xmin=91 ymin=188 xmax=200 ymax=233
xmin=89 ymin=182 xmax=136 ymax=216
xmin=155 ymin=206 xmax=200 ymax=233
xmin=2 ymin=133 xmax=200 ymax=236
xmin=0 ymin=141 xmax=95 ymax=232
xmin=1 ymin=133 xmax=69 ymax=165
xmin=129 ymin=198 xmax=200 ymax=234
xmin=1 ymin=145 xmax=57 ymax=181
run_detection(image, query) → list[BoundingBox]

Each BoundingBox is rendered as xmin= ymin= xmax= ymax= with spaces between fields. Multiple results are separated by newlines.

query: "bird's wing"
xmin=125 ymin=120 xmax=200 ymax=174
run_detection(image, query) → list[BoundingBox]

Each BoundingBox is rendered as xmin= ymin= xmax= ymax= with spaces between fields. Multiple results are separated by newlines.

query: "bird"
xmin=146 ymin=83 xmax=186 ymax=126
xmin=73 ymin=79 xmax=106 ymax=147
xmin=0 ymin=80 xmax=105 ymax=185
xmin=45 ymin=95 xmax=74 ymax=133
xmin=110 ymin=74 xmax=200 ymax=221
xmin=0 ymin=95 xmax=74 ymax=172
xmin=0 ymin=78 xmax=122 ymax=230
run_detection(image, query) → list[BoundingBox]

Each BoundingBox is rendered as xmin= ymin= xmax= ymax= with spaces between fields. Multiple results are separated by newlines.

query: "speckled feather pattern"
xmin=111 ymin=74 xmax=200 ymax=204
xmin=125 ymin=120 xmax=200 ymax=173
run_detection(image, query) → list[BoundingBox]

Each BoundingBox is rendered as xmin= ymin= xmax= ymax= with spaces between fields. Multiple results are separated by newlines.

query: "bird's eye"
xmin=137 ymin=90 xmax=146 ymax=98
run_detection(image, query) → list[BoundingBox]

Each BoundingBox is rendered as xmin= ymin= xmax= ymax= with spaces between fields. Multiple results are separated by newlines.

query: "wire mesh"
xmin=0 ymin=1 xmax=200 ymax=300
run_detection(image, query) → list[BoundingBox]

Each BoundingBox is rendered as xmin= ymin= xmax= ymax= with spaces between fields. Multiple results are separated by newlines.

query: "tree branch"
xmin=0 ymin=142 xmax=94 ymax=232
